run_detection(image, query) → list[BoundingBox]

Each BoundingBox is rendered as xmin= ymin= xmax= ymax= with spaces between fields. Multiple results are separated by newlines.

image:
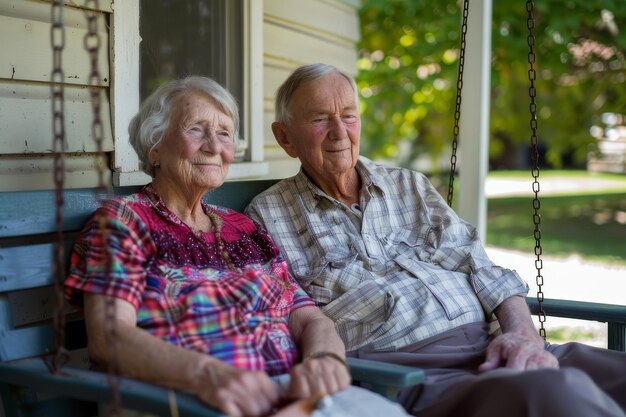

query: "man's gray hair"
xmin=274 ymin=63 xmax=358 ymax=124
xmin=128 ymin=76 xmax=239 ymax=177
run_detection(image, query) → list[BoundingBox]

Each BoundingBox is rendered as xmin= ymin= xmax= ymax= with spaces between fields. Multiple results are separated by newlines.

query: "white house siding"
xmin=0 ymin=0 xmax=112 ymax=191
xmin=0 ymin=0 xmax=361 ymax=191
xmin=262 ymin=0 xmax=361 ymax=179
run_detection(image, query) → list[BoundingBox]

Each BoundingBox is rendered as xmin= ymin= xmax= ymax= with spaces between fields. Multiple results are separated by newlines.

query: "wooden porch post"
xmin=457 ymin=0 xmax=492 ymax=240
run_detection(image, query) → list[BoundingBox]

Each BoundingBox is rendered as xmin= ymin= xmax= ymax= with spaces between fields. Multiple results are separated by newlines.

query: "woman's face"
xmin=151 ymin=91 xmax=235 ymax=194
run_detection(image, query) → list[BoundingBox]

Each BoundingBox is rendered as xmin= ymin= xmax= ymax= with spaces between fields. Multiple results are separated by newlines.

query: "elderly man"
xmin=245 ymin=63 xmax=626 ymax=417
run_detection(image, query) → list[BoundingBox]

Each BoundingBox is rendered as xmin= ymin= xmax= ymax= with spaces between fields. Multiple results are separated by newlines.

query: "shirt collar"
xmin=293 ymin=156 xmax=385 ymax=213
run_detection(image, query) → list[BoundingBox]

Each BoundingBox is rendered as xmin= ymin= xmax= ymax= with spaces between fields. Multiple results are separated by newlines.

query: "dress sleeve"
xmin=65 ymin=199 xmax=156 ymax=310
xmin=244 ymin=213 xmax=316 ymax=312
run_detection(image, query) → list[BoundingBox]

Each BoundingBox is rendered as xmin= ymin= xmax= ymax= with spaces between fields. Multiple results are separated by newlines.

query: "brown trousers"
xmin=349 ymin=323 xmax=626 ymax=417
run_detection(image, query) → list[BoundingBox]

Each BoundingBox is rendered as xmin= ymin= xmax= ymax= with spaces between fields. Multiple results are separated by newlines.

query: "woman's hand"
xmin=287 ymin=355 xmax=351 ymax=398
xmin=286 ymin=306 xmax=352 ymax=398
xmin=195 ymin=362 xmax=280 ymax=417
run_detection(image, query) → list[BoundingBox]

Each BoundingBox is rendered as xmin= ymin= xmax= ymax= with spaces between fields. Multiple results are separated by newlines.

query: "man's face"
xmin=274 ymin=72 xmax=361 ymax=185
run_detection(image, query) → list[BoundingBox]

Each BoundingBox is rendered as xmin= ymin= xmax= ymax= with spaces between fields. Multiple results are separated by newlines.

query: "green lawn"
xmin=486 ymin=171 xmax=626 ymax=266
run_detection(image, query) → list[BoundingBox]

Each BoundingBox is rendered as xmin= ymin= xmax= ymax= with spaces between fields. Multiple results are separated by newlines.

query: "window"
xmin=113 ymin=0 xmax=265 ymax=186
xmin=140 ymin=0 xmax=245 ymax=149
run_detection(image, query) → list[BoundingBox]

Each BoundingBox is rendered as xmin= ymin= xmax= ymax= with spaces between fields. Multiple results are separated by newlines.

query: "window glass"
xmin=139 ymin=0 xmax=244 ymax=138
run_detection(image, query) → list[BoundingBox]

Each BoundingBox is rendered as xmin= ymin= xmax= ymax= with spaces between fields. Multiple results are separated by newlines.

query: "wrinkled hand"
xmin=195 ymin=363 xmax=280 ymax=417
xmin=478 ymin=332 xmax=559 ymax=372
xmin=288 ymin=356 xmax=352 ymax=399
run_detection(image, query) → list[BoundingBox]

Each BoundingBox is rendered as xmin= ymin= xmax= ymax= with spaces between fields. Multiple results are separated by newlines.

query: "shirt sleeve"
xmin=65 ymin=199 xmax=155 ymax=310
xmin=414 ymin=172 xmax=529 ymax=314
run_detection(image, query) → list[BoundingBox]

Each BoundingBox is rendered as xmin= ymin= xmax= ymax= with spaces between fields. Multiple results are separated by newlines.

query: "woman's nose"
xmin=201 ymin=131 xmax=220 ymax=151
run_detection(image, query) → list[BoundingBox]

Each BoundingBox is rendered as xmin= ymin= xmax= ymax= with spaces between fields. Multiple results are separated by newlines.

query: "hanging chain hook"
xmin=447 ymin=0 xmax=469 ymax=207
xmin=526 ymin=0 xmax=547 ymax=341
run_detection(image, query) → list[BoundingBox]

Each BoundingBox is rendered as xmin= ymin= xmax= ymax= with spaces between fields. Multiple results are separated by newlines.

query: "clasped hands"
xmin=196 ymin=354 xmax=351 ymax=417
xmin=478 ymin=331 xmax=559 ymax=372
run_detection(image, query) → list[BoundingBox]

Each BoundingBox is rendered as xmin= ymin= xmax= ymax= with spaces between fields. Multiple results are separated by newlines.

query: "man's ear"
xmin=272 ymin=121 xmax=299 ymax=158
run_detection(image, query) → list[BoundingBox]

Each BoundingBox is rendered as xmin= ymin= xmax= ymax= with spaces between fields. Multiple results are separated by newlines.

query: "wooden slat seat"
xmin=0 ymin=181 xmax=424 ymax=416
xmin=1 ymin=180 xmax=624 ymax=416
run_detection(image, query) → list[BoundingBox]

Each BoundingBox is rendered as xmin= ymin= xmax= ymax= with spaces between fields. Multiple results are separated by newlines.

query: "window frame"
xmin=111 ymin=0 xmax=266 ymax=187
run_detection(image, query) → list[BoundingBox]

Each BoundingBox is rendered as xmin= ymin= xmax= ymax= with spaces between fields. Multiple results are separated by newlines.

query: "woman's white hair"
xmin=274 ymin=63 xmax=358 ymax=124
xmin=128 ymin=76 xmax=239 ymax=177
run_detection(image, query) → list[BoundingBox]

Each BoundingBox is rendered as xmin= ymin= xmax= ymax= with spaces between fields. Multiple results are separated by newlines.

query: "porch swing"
xmin=445 ymin=0 xmax=626 ymax=349
xmin=0 ymin=1 xmax=625 ymax=417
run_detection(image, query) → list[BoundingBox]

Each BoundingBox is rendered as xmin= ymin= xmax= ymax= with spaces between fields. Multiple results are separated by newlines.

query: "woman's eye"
xmin=217 ymin=130 xmax=233 ymax=143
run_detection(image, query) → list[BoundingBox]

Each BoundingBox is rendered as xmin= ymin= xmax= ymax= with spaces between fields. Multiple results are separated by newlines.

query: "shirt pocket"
xmin=321 ymin=278 xmax=397 ymax=349
xmin=385 ymin=224 xmax=434 ymax=261
xmin=290 ymin=247 xmax=360 ymax=306
xmin=390 ymin=234 xmax=479 ymax=321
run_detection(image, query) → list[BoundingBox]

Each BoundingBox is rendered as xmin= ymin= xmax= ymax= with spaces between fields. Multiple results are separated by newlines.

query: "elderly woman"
xmin=65 ymin=76 xmax=408 ymax=417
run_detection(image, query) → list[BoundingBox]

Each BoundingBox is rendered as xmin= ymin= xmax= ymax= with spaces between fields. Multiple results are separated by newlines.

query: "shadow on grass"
xmin=487 ymin=192 xmax=626 ymax=265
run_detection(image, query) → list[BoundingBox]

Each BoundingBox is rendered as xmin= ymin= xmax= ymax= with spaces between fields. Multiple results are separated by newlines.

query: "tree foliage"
xmin=357 ymin=0 xmax=626 ymax=170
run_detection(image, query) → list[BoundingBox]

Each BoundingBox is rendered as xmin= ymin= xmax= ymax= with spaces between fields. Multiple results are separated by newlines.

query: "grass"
xmin=485 ymin=170 xmax=626 ymax=266
xmin=488 ymin=169 xmax=626 ymax=182
xmin=543 ymin=325 xmax=605 ymax=346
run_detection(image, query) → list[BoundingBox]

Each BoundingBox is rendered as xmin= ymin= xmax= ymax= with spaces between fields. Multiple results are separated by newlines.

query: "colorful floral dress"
xmin=65 ymin=184 xmax=314 ymax=375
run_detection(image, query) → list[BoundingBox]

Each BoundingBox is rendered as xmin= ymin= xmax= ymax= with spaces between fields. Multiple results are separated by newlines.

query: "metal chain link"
xmin=447 ymin=0 xmax=469 ymax=207
xmin=83 ymin=1 xmax=123 ymax=414
xmin=526 ymin=0 xmax=547 ymax=340
xmin=50 ymin=0 xmax=69 ymax=375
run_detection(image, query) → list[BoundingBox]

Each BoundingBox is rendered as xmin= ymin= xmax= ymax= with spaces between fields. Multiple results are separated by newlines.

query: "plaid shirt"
xmin=246 ymin=157 xmax=528 ymax=352
xmin=65 ymin=185 xmax=314 ymax=375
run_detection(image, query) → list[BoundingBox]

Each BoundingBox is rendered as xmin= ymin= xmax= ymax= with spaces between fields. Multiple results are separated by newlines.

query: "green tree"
xmin=357 ymin=0 xmax=626 ymax=170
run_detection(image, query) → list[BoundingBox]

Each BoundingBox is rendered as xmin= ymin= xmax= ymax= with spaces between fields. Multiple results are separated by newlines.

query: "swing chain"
xmin=526 ymin=0 xmax=547 ymax=340
xmin=83 ymin=1 xmax=123 ymax=414
xmin=50 ymin=0 xmax=70 ymax=374
xmin=84 ymin=1 xmax=107 ymax=187
xmin=447 ymin=0 xmax=469 ymax=207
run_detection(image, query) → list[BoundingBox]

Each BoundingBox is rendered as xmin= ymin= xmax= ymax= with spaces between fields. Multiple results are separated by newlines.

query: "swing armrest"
xmin=347 ymin=357 xmax=425 ymax=399
xmin=526 ymin=297 xmax=626 ymax=352
xmin=0 ymin=357 xmax=224 ymax=417
xmin=0 ymin=357 xmax=424 ymax=415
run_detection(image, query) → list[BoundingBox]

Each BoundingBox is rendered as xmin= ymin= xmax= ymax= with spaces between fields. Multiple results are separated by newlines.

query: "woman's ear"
xmin=148 ymin=146 xmax=159 ymax=166
xmin=272 ymin=122 xmax=299 ymax=158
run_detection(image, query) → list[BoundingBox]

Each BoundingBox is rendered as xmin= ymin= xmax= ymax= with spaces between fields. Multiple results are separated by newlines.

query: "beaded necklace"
xmin=145 ymin=185 xmax=239 ymax=272
xmin=205 ymin=207 xmax=240 ymax=272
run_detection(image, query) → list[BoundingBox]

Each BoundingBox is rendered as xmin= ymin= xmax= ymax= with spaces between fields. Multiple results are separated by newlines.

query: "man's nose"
xmin=328 ymin=117 xmax=345 ymax=139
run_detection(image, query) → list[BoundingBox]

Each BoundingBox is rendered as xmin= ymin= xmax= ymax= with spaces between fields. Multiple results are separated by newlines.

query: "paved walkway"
xmin=483 ymin=175 xmax=626 ymax=345
xmin=485 ymin=246 xmax=625 ymax=346
xmin=486 ymin=246 xmax=626 ymax=306
xmin=485 ymin=176 xmax=626 ymax=197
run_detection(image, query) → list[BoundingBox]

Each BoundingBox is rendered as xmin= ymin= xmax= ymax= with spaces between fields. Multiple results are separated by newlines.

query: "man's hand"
xmin=196 ymin=363 xmax=280 ymax=417
xmin=478 ymin=332 xmax=559 ymax=372
xmin=287 ymin=356 xmax=351 ymax=399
